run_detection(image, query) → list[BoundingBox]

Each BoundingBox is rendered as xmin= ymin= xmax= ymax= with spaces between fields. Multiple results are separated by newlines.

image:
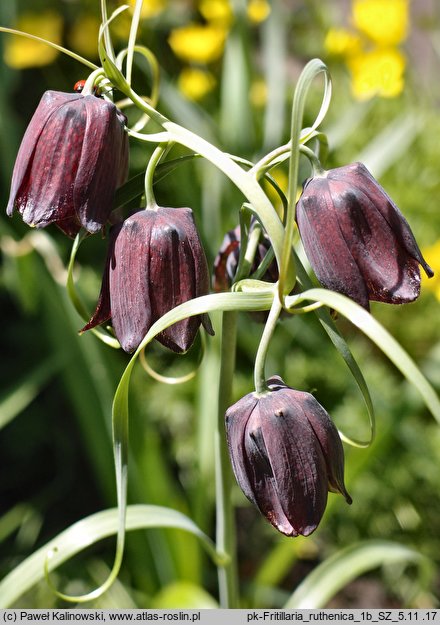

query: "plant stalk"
xmin=253 ymin=295 xmax=282 ymax=394
xmin=215 ymin=311 xmax=239 ymax=608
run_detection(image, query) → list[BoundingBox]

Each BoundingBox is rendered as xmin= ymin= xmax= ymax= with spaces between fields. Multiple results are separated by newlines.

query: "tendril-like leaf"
xmin=288 ymin=288 xmax=440 ymax=426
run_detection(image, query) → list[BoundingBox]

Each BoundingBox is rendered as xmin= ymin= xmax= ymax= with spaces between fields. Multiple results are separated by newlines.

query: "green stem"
xmin=234 ymin=208 xmax=257 ymax=283
xmin=251 ymin=142 xmax=290 ymax=178
xmin=144 ymin=143 xmax=169 ymax=209
xmin=299 ymin=144 xmax=325 ymax=176
xmin=164 ymin=122 xmax=287 ymax=273
xmin=215 ymin=311 xmax=239 ymax=608
xmin=100 ymin=0 xmax=116 ymax=63
xmin=278 ymin=58 xmax=330 ymax=301
xmin=253 ymin=295 xmax=283 ymax=394
xmin=83 ymin=68 xmax=106 ymax=96
xmin=126 ymin=0 xmax=143 ymax=86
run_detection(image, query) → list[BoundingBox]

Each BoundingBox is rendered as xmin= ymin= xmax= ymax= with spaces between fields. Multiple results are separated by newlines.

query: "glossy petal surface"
xmin=84 ymin=207 xmax=212 ymax=354
xmin=7 ymin=90 xmax=128 ymax=237
xmin=296 ymin=162 xmax=433 ymax=309
xmin=225 ymin=376 xmax=351 ymax=537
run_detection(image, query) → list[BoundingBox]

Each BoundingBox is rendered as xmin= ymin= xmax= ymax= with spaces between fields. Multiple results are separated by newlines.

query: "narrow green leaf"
xmin=290 ymin=288 xmax=440 ymax=424
xmin=292 ymin=251 xmax=375 ymax=447
xmin=66 ymin=232 xmax=120 ymax=349
xmin=279 ymin=58 xmax=330 ymax=302
xmin=220 ymin=21 xmax=253 ymax=150
xmin=98 ymin=8 xmax=131 ymax=91
xmin=0 ymin=505 xmax=219 ymax=608
xmin=285 ymin=540 xmax=432 ymax=608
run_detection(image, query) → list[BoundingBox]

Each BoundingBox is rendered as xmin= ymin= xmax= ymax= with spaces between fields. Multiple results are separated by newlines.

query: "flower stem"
xmin=144 ymin=143 xmax=169 ymax=209
xmin=278 ymin=58 xmax=330 ymax=302
xmin=254 ymin=295 xmax=283 ymax=394
xmin=126 ymin=0 xmax=143 ymax=86
xmin=83 ymin=68 xmax=106 ymax=96
xmin=299 ymin=144 xmax=325 ymax=176
xmin=100 ymin=0 xmax=116 ymax=63
xmin=215 ymin=311 xmax=239 ymax=608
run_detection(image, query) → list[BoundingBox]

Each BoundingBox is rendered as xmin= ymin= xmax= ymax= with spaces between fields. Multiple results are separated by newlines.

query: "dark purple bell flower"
xmin=7 ymin=90 xmax=128 ymax=238
xmin=296 ymin=162 xmax=433 ymax=310
xmin=82 ymin=207 xmax=213 ymax=353
xmin=225 ymin=376 xmax=351 ymax=537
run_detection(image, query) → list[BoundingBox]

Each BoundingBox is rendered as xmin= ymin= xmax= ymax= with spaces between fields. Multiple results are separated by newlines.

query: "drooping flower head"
xmin=7 ymin=90 xmax=128 ymax=237
xmin=82 ymin=207 xmax=213 ymax=353
xmin=226 ymin=376 xmax=351 ymax=537
xmin=296 ymin=162 xmax=433 ymax=310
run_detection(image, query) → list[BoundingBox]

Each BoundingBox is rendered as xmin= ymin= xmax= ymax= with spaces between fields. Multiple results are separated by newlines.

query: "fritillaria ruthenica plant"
xmin=2 ymin=2 xmax=440 ymax=608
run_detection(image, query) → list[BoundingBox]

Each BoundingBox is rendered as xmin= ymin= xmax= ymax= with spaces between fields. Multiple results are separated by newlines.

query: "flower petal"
xmin=74 ymin=96 xmax=128 ymax=233
xmin=297 ymin=176 xmax=370 ymax=308
xmin=225 ymin=392 xmax=260 ymax=506
xmin=258 ymin=390 xmax=328 ymax=536
xmin=8 ymin=92 xmax=84 ymax=228
xmin=109 ymin=211 xmax=154 ymax=353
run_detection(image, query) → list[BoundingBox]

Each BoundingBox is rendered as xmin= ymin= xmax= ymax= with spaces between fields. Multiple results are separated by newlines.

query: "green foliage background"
xmin=1 ymin=0 xmax=440 ymax=609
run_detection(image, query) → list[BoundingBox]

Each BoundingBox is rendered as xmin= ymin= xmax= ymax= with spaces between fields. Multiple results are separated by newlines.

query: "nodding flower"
xmin=82 ymin=206 xmax=214 ymax=354
xmin=225 ymin=376 xmax=351 ymax=537
xmin=296 ymin=162 xmax=433 ymax=310
xmin=7 ymin=90 xmax=128 ymax=238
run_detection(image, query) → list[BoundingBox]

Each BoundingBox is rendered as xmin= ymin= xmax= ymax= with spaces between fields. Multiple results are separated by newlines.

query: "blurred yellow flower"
xmin=168 ymin=24 xmax=227 ymax=64
xmin=4 ymin=11 xmax=62 ymax=69
xmin=249 ymin=78 xmax=267 ymax=108
xmin=348 ymin=47 xmax=405 ymax=100
xmin=68 ymin=15 xmax=100 ymax=58
xmin=353 ymin=0 xmax=409 ymax=46
xmin=324 ymin=27 xmax=362 ymax=57
xmin=109 ymin=12 xmax=132 ymax=42
xmin=128 ymin=0 xmax=167 ymax=19
xmin=264 ymin=168 xmax=288 ymax=217
xmin=199 ymin=0 xmax=233 ymax=26
xmin=247 ymin=0 xmax=271 ymax=24
xmin=178 ymin=67 xmax=216 ymax=100
xmin=421 ymin=240 xmax=440 ymax=300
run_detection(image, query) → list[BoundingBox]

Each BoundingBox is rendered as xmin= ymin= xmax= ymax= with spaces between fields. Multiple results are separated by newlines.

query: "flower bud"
xmin=7 ymin=90 xmax=128 ymax=237
xmin=82 ymin=207 xmax=213 ymax=353
xmin=296 ymin=162 xmax=433 ymax=309
xmin=225 ymin=376 xmax=351 ymax=537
